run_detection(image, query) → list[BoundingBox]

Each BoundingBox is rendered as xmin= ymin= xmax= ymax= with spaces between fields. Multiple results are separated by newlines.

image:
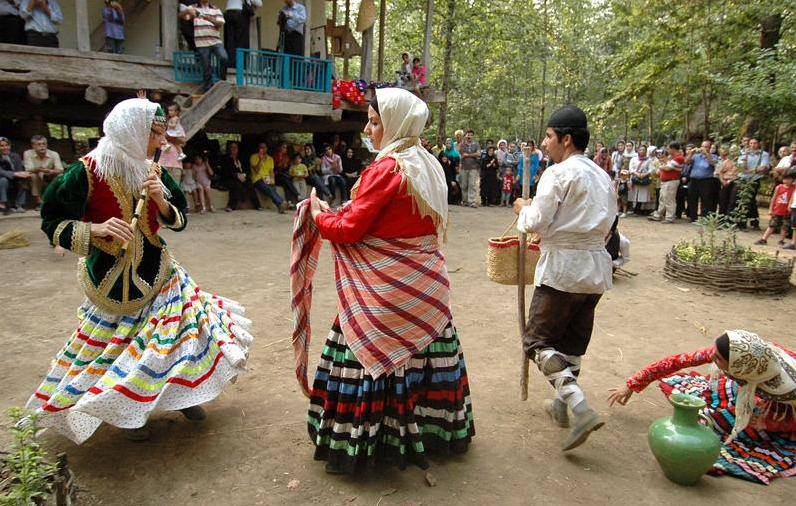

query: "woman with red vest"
xmin=27 ymin=98 xmax=253 ymax=443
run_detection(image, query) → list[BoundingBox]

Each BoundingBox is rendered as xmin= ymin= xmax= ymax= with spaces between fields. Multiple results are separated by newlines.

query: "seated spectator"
xmin=0 ymin=0 xmax=26 ymax=44
xmin=341 ymin=147 xmax=361 ymax=197
xmin=396 ymin=52 xmax=412 ymax=88
xmin=288 ymin=153 xmax=308 ymax=200
xmin=220 ymin=141 xmax=258 ymax=211
xmin=411 ymin=57 xmax=428 ymax=96
xmin=273 ymin=142 xmax=299 ymax=206
xmin=102 ymin=1 xmax=125 ymax=54
xmin=0 ymin=137 xmax=31 ymax=214
xmin=302 ymin=143 xmax=330 ymax=199
xmin=19 ymin=0 xmax=61 ymax=47
xmin=250 ymin=143 xmax=286 ymax=213
xmin=184 ymin=0 xmax=227 ymax=92
xmin=320 ymin=144 xmax=346 ymax=205
xmin=23 ymin=134 xmax=62 ymax=208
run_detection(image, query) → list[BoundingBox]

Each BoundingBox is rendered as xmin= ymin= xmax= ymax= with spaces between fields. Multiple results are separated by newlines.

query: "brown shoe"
xmin=562 ymin=409 xmax=604 ymax=451
xmin=544 ymin=399 xmax=570 ymax=428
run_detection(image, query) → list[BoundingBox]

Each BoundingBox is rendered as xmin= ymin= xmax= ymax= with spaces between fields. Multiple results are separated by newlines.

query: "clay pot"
xmin=648 ymin=393 xmax=721 ymax=486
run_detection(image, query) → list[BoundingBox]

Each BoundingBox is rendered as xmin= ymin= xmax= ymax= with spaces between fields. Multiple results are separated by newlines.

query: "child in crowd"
xmin=192 ymin=153 xmax=215 ymax=214
xmin=411 ymin=57 xmax=428 ymax=96
xmin=649 ymin=143 xmax=684 ymax=224
xmin=289 ymin=153 xmax=309 ymax=200
xmin=617 ymin=170 xmax=630 ymax=217
xmin=501 ymin=169 xmax=514 ymax=207
xmin=756 ymin=170 xmax=795 ymax=246
xmin=166 ymin=103 xmax=186 ymax=161
xmin=180 ymin=159 xmax=200 ymax=212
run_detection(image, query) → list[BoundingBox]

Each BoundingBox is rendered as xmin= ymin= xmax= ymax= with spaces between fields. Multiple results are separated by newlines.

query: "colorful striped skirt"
xmin=26 ymin=263 xmax=253 ymax=444
xmin=660 ymin=373 xmax=796 ymax=485
xmin=308 ymin=324 xmax=475 ymax=474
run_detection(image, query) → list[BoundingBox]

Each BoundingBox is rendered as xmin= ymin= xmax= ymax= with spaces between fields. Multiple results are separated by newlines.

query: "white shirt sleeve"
xmin=517 ymin=170 xmax=560 ymax=235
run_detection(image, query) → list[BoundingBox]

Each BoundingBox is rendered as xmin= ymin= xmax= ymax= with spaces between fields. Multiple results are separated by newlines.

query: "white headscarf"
xmin=723 ymin=330 xmax=796 ymax=441
xmin=87 ymin=98 xmax=159 ymax=193
xmin=371 ymin=88 xmax=448 ymax=232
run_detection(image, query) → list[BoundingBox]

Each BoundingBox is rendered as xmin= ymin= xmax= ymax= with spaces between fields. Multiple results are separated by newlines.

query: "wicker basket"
xmin=486 ymin=234 xmax=541 ymax=285
xmin=663 ymin=248 xmax=794 ymax=294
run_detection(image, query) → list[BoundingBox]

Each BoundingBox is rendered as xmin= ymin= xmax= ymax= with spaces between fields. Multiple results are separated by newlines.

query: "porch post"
xmin=75 ymin=0 xmax=90 ymax=52
xmin=303 ymin=0 xmax=311 ymax=56
xmin=360 ymin=26 xmax=374 ymax=82
xmin=161 ymin=0 xmax=179 ymax=61
xmin=376 ymin=0 xmax=386 ymax=81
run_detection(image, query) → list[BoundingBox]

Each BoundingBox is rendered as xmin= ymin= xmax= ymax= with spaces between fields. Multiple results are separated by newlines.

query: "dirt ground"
xmin=1 ymin=206 xmax=794 ymax=506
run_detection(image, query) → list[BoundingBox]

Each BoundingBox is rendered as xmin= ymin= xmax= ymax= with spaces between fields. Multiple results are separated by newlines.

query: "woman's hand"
xmin=142 ymin=174 xmax=167 ymax=207
xmin=90 ymin=217 xmax=133 ymax=242
xmin=607 ymin=385 xmax=633 ymax=406
xmin=309 ymin=187 xmax=326 ymax=219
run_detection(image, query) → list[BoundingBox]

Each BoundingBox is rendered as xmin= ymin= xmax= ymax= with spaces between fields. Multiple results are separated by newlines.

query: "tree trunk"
xmin=536 ymin=0 xmax=548 ymax=143
xmin=436 ymin=0 xmax=455 ymax=145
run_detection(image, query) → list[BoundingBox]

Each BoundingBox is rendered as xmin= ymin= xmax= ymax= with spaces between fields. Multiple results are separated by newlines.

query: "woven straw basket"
xmin=486 ymin=220 xmax=541 ymax=285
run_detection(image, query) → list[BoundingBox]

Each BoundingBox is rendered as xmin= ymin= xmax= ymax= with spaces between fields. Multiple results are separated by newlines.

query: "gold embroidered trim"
xmin=71 ymin=221 xmax=91 ymax=257
xmin=157 ymin=204 xmax=183 ymax=230
xmin=78 ymin=251 xmax=173 ymax=316
xmin=53 ymin=220 xmax=71 ymax=248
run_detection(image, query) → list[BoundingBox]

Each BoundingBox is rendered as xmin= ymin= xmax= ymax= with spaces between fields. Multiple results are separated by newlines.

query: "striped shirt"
xmin=193 ymin=5 xmax=224 ymax=48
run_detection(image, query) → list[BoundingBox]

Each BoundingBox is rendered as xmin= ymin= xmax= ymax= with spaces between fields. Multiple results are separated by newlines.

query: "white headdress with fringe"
xmin=87 ymin=98 xmax=160 ymax=193
xmin=368 ymin=88 xmax=448 ymax=232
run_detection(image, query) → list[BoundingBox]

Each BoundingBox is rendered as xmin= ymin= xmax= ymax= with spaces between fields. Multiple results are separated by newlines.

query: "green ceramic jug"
xmin=648 ymin=393 xmax=721 ymax=486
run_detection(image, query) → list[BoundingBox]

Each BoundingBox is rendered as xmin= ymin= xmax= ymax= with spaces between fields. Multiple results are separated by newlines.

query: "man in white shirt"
xmin=513 ymin=105 xmax=616 ymax=451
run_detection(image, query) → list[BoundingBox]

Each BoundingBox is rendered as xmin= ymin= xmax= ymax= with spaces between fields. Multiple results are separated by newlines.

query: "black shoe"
xmin=180 ymin=406 xmax=206 ymax=421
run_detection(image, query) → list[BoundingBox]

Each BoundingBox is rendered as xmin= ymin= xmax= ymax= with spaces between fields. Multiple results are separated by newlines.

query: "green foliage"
xmin=369 ymin=0 xmax=796 ymax=143
xmin=673 ymin=215 xmax=781 ymax=268
xmin=0 ymin=408 xmax=57 ymax=506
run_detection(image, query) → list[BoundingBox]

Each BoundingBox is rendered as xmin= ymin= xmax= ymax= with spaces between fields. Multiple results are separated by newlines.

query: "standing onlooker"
xmin=611 ymin=141 xmax=625 ymax=179
xmin=0 ymin=136 xmax=30 ymax=214
xmin=0 ymin=0 xmax=26 ymax=44
xmin=773 ymin=141 xmax=796 ymax=181
xmin=733 ymin=137 xmax=770 ymax=230
xmin=320 ymin=144 xmax=346 ymax=204
xmin=187 ymin=0 xmax=227 ymax=92
xmin=250 ymin=143 xmax=286 ymax=213
xmin=628 ymin=145 xmax=653 ymax=214
xmin=102 ymin=0 xmax=125 ymax=54
xmin=278 ymin=0 xmax=306 ymax=56
xmin=755 ymin=171 xmax=795 ymax=246
xmin=19 ymin=0 xmax=61 ymax=47
xmin=192 ymin=153 xmax=215 ymax=213
xmin=500 ymin=166 xmax=514 ymax=208
xmin=220 ymin=141 xmax=258 ymax=211
xmin=685 ymin=140 xmax=718 ymax=221
xmin=593 ymin=146 xmax=611 ymax=175
xmin=649 ymin=142 xmax=684 ymax=223
xmin=23 ymin=134 xmax=62 ymax=208
xmin=715 ymin=145 xmax=738 ymax=216
xmin=224 ymin=0 xmax=261 ymax=68
xmin=341 ymin=147 xmax=360 ymax=198
xmin=439 ymin=152 xmax=460 ymax=205
xmin=480 ymin=145 xmax=499 ymax=206
xmin=288 ymin=153 xmax=308 ymax=200
xmin=458 ymin=129 xmax=481 ymax=207
xmin=515 ymin=140 xmax=541 ymax=197
xmin=179 ymin=1 xmax=199 ymax=50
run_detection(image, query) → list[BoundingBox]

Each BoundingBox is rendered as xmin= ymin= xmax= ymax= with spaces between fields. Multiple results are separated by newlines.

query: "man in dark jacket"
xmin=0 ymin=137 xmax=31 ymax=214
xmin=219 ymin=141 xmax=260 ymax=211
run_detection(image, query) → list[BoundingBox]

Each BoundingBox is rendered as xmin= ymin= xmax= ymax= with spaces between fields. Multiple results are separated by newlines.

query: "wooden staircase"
xmin=180 ymin=81 xmax=235 ymax=140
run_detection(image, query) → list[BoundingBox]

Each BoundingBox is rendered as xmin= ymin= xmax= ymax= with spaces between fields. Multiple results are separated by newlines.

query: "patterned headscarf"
xmin=86 ymin=98 xmax=161 ymax=192
xmin=724 ymin=330 xmax=796 ymax=441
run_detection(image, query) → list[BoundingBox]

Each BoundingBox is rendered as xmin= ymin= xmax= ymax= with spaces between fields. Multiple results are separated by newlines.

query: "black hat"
xmin=547 ymin=105 xmax=588 ymax=129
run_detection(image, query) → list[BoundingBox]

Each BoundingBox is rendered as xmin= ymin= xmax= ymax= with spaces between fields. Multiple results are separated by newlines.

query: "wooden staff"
xmin=518 ymin=151 xmax=531 ymax=401
xmin=121 ymin=148 xmax=161 ymax=255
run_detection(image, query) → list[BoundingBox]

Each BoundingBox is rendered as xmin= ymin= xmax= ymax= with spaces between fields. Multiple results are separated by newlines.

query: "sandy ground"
xmin=1 ymin=206 xmax=794 ymax=506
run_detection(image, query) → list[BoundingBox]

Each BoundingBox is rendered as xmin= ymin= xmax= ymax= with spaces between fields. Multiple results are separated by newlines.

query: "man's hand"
xmin=513 ymin=197 xmax=531 ymax=215
xmin=15 ymin=172 xmax=31 ymax=179
xmin=237 ymin=173 xmax=246 ymax=182
xmin=142 ymin=174 xmax=167 ymax=207
xmin=90 ymin=217 xmax=133 ymax=242
xmin=136 ymin=89 xmax=147 ymax=100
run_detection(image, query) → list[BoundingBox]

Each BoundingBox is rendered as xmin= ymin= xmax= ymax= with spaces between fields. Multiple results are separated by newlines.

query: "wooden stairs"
xmin=179 ymin=81 xmax=235 ymax=140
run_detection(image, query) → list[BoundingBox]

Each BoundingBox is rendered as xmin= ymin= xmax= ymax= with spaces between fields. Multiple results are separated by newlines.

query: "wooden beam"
xmin=181 ymin=81 xmax=234 ymax=139
xmin=237 ymin=98 xmax=332 ymax=117
xmin=237 ymin=86 xmax=331 ymax=105
xmin=303 ymin=0 xmax=312 ymax=57
xmin=377 ymin=0 xmax=386 ymax=81
xmin=0 ymin=45 xmax=189 ymax=94
xmin=161 ymin=0 xmax=179 ymax=62
xmin=206 ymin=116 xmax=364 ymax=134
xmin=422 ymin=0 xmax=434 ymax=74
xmin=75 ymin=0 xmax=91 ymax=52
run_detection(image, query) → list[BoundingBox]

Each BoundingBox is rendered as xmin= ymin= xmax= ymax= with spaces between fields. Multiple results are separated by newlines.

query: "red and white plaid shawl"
xmin=290 ymin=200 xmax=452 ymax=396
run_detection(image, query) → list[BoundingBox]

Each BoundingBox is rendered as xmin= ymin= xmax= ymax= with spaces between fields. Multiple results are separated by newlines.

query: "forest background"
xmin=337 ymin=0 xmax=796 ymax=149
